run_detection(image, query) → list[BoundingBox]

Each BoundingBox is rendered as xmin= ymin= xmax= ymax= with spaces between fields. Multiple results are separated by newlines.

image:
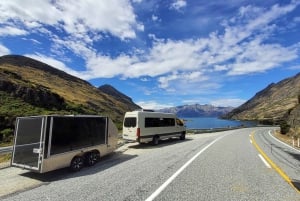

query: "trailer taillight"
xmin=136 ymin=128 xmax=140 ymax=138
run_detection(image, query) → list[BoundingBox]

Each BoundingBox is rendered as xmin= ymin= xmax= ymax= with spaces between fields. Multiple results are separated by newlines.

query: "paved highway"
xmin=0 ymin=146 xmax=12 ymax=154
xmin=1 ymin=127 xmax=300 ymax=201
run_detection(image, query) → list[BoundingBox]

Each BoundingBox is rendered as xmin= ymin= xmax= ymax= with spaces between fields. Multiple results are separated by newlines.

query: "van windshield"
xmin=124 ymin=117 xmax=137 ymax=127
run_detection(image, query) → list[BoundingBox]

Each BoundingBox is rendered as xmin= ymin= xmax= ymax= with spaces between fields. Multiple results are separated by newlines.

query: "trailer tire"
xmin=85 ymin=151 xmax=99 ymax=166
xmin=152 ymin=136 xmax=159 ymax=146
xmin=70 ymin=156 xmax=84 ymax=172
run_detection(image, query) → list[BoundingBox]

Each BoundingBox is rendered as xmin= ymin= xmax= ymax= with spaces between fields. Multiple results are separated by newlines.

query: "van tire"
xmin=180 ymin=133 xmax=186 ymax=140
xmin=85 ymin=152 xmax=99 ymax=166
xmin=152 ymin=136 xmax=159 ymax=145
xmin=70 ymin=156 xmax=84 ymax=172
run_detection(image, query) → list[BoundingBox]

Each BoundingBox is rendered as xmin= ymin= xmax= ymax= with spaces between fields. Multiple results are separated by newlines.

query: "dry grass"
xmin=274 ymin=130 xmax=300 ymax=151
xmin=0 ymin=153 xmax=11 ymax=164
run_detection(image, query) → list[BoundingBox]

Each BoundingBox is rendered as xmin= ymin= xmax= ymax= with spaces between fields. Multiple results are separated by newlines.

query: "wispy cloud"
xmin=0 ymin=43 xmax=10 ymax=56
xmin=0 ymin=0 xmax=299 ymax=97
xmin=170 ymin=0 xmax=187 ymax=11
xmin=0 ymin=0 xmax=143 ymax=41
xmin=136 ymin=100 xmax=174 ymax=110
xmin=0 ymin=26 xmax=28 ymax=36
xmin=210 ymin=99 xmax=246 ymax=107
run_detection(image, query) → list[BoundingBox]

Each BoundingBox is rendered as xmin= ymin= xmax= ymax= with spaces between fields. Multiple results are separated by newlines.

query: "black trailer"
xmin=11 ymin=115 xmax=118 ymax=173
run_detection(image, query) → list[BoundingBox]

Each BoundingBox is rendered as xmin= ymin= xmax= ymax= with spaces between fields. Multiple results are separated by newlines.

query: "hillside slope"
xmin=224 ymin=73 xmax=300 ymax=122
xmin=98 ymin=84 xmax=141 ymax=109
xmin=0 ymin=55 xmax=140 ymax=137
xmin=160 ymin=104 xmax=234 ymax=117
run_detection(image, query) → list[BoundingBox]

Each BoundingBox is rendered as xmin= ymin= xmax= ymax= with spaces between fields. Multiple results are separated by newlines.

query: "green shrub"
xmin=0 ymin=128 xmax=14 ymax=142
xmin=280 ymin=121 xmax=290 ymax=135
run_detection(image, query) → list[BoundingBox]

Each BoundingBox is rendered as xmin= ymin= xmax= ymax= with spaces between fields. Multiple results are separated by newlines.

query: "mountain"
xmin=98 ymin=84 xmax=140 ymax=109
xmin=0 ymin=55 xmax=141 ymax=140
xmin=159 ymin=104 xmax=234 ymax=117
xmin=223 ymin=73 xmax=300 ymax=123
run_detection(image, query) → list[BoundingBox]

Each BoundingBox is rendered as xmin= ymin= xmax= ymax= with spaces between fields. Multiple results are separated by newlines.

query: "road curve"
xmin=253 ymin=128 xmax=300 ymax=193
xmin=1 ymin=127 xmax=300 ymax=201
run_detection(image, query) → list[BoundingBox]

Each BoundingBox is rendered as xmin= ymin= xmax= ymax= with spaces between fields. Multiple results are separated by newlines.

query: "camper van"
xmin=122 ymin=110 xmax=186 ymax=145
xmin=11 ymin=115 xmax=118 ymax=173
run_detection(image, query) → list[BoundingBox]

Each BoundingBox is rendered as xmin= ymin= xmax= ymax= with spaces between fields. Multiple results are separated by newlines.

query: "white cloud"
xmin=0 ymin=44 xmax=10 ymax=56
xmin=0 ymin=0 xmax=299 ymax=96
xmin=136 ymin=100 xmax=174 ymax=110
xmin=170 ymin=0 xmax=187 ymax=11
xmin=158 ymin=71 xmax=208 ymax=89
xmin=152 ymin=15 xmax=158 ymax=21
xmin=288 ymin=65 xmax=300 ymax=70
xmin=0 ymin=0 xmax=143 ymax=40
xmin=210 ymin=98 xmax=246 ymax=107
xmin=25 ymin=53 xmax=84 ymax=78
xmin=0 ymin=26 xmax=28 ymax=36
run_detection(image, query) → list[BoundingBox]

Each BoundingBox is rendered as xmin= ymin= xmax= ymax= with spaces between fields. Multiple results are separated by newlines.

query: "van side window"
xmin=145 ymin=118 xmax=175 ymax=127
xmin=124 ymin=117 xmax=137 ymax=127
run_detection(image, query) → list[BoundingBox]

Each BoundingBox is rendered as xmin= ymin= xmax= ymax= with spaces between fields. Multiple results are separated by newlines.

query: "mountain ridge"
xmin=0 ymin=55 xmax=141 ymax=141
xmin=223 ymin=73 xmax=300 ymax=124
xmin=159 ymin=104 xmax=234 ymax=117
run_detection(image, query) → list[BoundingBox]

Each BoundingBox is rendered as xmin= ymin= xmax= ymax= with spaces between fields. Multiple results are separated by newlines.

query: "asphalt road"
xmin=0 ymin=146 xmax=12 ymax=154
xmin=1 ymin=127 xmax=300 ymax=201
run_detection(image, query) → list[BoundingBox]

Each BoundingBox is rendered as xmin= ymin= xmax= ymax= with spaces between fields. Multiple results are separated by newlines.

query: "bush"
xmin=280 ymin=121 xmax=290 ymax=135
xmin=0 ymin=128 xmax=14 ymax=143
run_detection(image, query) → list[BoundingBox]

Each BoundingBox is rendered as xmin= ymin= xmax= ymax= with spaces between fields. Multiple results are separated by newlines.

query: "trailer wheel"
xmin=85 ymin=152 xmax=99 ymax=166
xmin=152 ymin=136 xmax=159 ymax=146
xmin=70 ymin=156 xmax=84 ymax=172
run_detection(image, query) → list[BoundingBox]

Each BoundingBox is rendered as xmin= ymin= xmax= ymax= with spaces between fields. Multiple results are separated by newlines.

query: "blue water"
xmin=182 ymin=117 xmax=256 ymax=129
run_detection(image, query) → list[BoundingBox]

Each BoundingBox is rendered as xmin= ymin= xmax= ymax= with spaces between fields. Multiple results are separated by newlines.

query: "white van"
xmin=122 ymin=110 xmax=186 ymax=145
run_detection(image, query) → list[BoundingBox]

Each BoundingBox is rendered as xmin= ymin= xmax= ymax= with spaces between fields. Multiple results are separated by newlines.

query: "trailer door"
xmin=11 ymin=116 xmax=45 ymax=171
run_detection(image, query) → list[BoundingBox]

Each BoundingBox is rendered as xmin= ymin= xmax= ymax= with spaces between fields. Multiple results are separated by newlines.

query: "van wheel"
xmin=180 ymin=133 xmax=186 ymax=140
xmin=70 ymin=156 xmax=84 ymax=172
xmin=85 ymin=152 xmax=99 ymax=166
xmin=152 ymin=136 xmax=159 ymax=145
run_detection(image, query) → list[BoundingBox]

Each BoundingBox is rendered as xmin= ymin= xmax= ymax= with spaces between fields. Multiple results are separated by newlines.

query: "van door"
xmin=123 ymin=116 xmax=138 ymax=141
xmin=11 ymin=116 xmax=45 ymax=171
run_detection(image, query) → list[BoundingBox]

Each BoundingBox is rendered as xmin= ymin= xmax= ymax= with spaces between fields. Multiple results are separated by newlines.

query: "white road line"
xmin=268 ymin=130 xmax=300 ymax=153
xmin=145 ymin=134 xmax=229 ymax=201
xmin=250 ymin=140 xmax=253 ymax=144
xmin=258 ymin=154 xmax=271 ymax=168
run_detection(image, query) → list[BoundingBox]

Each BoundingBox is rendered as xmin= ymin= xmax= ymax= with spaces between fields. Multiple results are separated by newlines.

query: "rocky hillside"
xmin=159 ymin=104 xmax=234 ymax=117
xmin=0 ymin=55 xmax=141 ymax=141
xmin=98 ymin=84 xmax=140 ymax=109
xmin=223 ymin=73 xmax=300 ymax=123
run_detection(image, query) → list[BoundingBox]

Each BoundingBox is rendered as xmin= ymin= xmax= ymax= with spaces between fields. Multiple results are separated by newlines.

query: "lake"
xmin=182 ymin=117 xmax=257 ymax=129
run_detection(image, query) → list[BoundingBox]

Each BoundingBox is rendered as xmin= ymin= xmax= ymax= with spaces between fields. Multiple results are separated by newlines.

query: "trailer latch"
xmin=33 ymin=148 xmax=41 ymax=154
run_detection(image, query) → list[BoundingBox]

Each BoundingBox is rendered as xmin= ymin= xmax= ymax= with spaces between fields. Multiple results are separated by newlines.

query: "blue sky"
xmin=0 ymin=0 xmax=300 ymax=109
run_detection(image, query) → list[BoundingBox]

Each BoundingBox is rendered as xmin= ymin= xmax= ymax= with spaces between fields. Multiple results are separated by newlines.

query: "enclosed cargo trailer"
xmin=11 ymin=115 xmax=118 ymax=173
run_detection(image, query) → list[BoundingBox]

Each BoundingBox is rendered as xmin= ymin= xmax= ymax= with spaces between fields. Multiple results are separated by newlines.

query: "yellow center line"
xmin=250 ymin=131 xmax=300 ymax=193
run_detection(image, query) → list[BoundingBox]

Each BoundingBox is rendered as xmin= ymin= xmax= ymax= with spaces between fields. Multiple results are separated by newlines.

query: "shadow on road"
xmin=128 ymin=138 xmax=192 ymax=149
xmin=19 ymin=152 xmax=137 ymax=182
xmin=286 ymin=151 xmax=300 ymax=162
xmin=291 ymin=180 xmax=300 ymax=192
